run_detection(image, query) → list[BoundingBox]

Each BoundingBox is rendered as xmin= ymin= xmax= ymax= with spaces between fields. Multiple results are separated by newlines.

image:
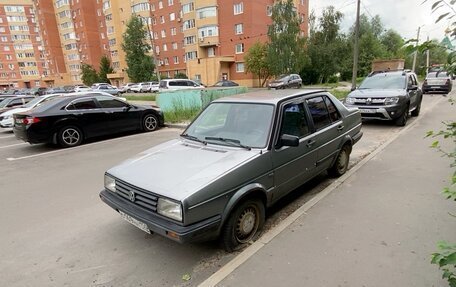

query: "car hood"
xmin=0 ymin=107 xmax=30 ymax=117
xmin=348 ymin=88 xmax=406 ymax=98
xmin=107 ymin=139 xmax=259 ymax=201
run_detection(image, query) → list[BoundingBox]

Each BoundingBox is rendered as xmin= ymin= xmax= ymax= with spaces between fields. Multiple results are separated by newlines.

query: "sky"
xmin=309 ymin=0 xmax=451 ymax=43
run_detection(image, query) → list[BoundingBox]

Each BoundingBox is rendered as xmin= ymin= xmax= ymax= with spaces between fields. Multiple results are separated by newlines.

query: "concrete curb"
xmin=198 ymin=96 xmax=445 ymax=287
xmin=165 ymin=123 xmax=188 ymax=129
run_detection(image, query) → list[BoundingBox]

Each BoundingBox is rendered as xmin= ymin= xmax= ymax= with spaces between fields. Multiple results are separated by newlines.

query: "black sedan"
xmin=13 ymin=94 xmax=164 ymax=147
xmin=212 ymin=80 xmax=239 ymax=87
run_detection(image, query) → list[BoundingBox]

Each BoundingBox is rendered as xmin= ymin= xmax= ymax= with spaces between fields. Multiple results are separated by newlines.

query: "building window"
xmin=184 ymin=35 xmax=196 ymax=45
xmin=131 ymin=2 xmax=149 ymax=13
xmin=267 ymin=5 xmax=272 ymax=16
xmin=172 ymin=42 xmax=178 ymax=50
xmin=161 ymin=30 xmax=166 ymax=38
xmin=198 ymin=25 xmax=218 ymax=38
xmin=236 ymin=62 xmax=245 ymax=73
xmin=207 ymin=47 xmax=215 ymax=57
xmin=160 ymin=16 xmax=165 ymax=24
xmin=185 ymin=51 xmax=197 ymax=60
xmin=183 ymin=19 xmax=195 ymax=30
xmin=0 ymin=36 xmax=7 ymax=42
xmin=235 ymin=23 xmax=243 ymax=35
xmin=35 ymin=81 xmax=40 ymax=86
xmin=171 ymin=27 xmax=177 ymax=36
xmin=163 ymin=44 xmax=167 ymax=51
xmin=159 ymin=1 xmax=163 ymax=9
xmin=197 ymin=6 xmax=216 ymax=19
xmin=182 ymin=3 xmax=194 ymax=14
xmin=169 ymin=13 xmax=175 ymax=21
xmin=173 ymin=56 xmax=179 ymax=64
xmin=234 ymin=2 xmax=243 ymax=15
xmin=235 ymin=43 xmax=244 ymax=54
xmin=105 ymin=14 xmax=112 ymax=21
xmin=168 ymin=0 xmax=174 ymax=6
xmin=164 ymin=57 xmax=169 ymax=65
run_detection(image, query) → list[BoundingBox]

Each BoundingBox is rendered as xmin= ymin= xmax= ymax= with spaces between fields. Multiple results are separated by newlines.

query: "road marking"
xmin=198 ymin=96 xmax=446 ymax=287
xmin=0 ymin=142 xmax=27 ymax=149
xmin=0 ymin=135 xmax=14 ymax=139
xmin=6 ymin=128 xmax=180 ymax=161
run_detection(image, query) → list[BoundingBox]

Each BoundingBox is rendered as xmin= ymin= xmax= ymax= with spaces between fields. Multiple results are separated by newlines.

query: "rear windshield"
xmin=359 ymin=74 xmax=406 ymax=89
xmin=427 ymin=72 xmax=449 ymax=78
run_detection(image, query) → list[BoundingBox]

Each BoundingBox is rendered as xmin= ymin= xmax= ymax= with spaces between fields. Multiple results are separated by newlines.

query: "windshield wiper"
xmin=181 ymin=133 xmax=206 ymax=145
xmin=204 ymin=137 xmax=251 ymax=150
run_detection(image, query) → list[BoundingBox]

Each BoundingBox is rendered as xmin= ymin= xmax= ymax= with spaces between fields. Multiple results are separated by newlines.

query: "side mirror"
xmin=350 ymin=86 xmax=356 ymax=91
xmin=408 ymin=84 xmax=418 ymax=91
xmin=278 ymin=134 xmax=299 ymax=148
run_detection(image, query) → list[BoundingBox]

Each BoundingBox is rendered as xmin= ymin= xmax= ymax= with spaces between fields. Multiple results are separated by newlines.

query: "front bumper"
xmin=345 ymin=104 xmax=406 ymax=121
xmin=99 ymin=189 xmax=221 ymax=243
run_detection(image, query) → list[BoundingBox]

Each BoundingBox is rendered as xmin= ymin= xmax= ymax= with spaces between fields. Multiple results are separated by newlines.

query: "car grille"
xmin=115 ymin=179 xmax=158 ymax=212
xmin=352 ymin=98 xmax=386 ymax=106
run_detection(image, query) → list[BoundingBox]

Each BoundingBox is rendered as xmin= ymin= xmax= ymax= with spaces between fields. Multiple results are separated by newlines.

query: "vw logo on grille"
xmin=366 ymin=98 xmax=372 ymax=105
xmin=128 ymin=191 xmax=136 ymax=202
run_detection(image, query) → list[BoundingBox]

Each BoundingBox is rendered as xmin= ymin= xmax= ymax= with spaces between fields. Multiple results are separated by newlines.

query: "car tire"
xmin=411 ymin=100 xmax=421 ymax=117
xmin=395 ymin=104 xmax=409 ymax=127
xmin=220 ymin=198 xmax=265 ymax=252
xmin=328 ymin=144 xmax=350 ymax=177
xmin=57 ymin=126 xmax=83 ymax=148
xmin=142 ymin=114 xmax=159 ymax=132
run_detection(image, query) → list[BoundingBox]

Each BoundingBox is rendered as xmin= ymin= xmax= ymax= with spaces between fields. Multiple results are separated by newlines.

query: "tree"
xmin=122 ymin=15 xmax=155 ymax=82
xmin=98 ymin=55 xmax=114 ymax=83
xmin=81 ymin=63 xmax=99 ymax=86
xmin=267 ymin=0 xmax=307 ymax=76
xmin=244 ymin=42 xmax=272 ymax=87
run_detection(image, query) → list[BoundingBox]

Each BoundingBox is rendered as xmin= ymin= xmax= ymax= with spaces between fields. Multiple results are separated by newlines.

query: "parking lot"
xmin=0 ymin=94 xmax=446 ymax=286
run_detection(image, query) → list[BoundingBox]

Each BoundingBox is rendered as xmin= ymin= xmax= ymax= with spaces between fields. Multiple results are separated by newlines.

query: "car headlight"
xmin=4 ymin=115 xmax=12 ymax=120
xmin=384 ymin=97 xmax=400 ymax=105
xmin=104 ymin=174 xmax=116 ymax=193
xmin=157 ymin=198 xmax=182 ymax=221
xmin=345 ymin=97 xmax=356 ymax=105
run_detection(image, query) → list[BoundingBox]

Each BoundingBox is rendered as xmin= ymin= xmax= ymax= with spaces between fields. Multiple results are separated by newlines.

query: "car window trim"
xmin=65 ymin=97 xmax=100 ymax=111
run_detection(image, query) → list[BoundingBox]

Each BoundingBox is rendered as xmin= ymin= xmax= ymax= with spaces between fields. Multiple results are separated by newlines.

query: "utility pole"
xmin=412 ymin=26 xmax=421 ymax=73
xmin=426 ymin=35 xmax=430 ymax=75
xmin=351 ymin=0 xmax=361 ymax=90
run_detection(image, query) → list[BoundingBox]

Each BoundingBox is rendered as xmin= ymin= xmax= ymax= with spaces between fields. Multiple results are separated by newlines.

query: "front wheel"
xmin=58 ymin=126 xmax=83 ymax=147
xmin=395 ymin=104 xmax=409 ymax=126
xmin=142 ymin=114 xmax=159 ymax=132
xmin=220 ymin=198 xmax=265 ymax=252
xmin=328 ymin=145 xmax=350 ymax=177
xmin=411 ymin=100 xmax=421 ymax=117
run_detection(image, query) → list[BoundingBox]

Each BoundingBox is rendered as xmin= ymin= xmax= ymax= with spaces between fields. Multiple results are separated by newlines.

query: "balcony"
xmin=198 ymin=36 xmax=218 ymax=47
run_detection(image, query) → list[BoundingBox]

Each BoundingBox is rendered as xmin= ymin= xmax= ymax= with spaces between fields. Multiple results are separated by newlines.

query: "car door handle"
xmin=337 ymin=125 xmax=345 ymax=131
xmin=306 ymin=140 xmax=316 ymax=148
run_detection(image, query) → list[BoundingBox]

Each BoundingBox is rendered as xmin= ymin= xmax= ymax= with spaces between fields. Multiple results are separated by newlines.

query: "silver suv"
xmin=100 ymin=89 xmax=362 ymax=251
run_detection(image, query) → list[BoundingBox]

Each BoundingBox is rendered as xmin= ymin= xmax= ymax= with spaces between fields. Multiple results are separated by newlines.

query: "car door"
xmin=305 ymin=95 xmax=345 ymax=173
xmin=271 ymin=100 xmax=318 ymax=203
xmin=408 ymin=74 xmax=419 ymax=110
xmin=65 ymin=97 xmax=110 ymax=138
xmin=95 ymin=95 xmax=140 ymax=132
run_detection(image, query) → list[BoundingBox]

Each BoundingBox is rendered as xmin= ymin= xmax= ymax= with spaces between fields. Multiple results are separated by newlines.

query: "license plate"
xmin=119 ymin=211 xmax=151 ymax=234
xmin=359 ymin=108 xmax=376 ymax=114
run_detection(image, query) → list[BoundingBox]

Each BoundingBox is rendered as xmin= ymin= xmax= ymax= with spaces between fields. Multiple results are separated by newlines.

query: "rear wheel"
xmin=328 ymin=145 xmax=350 ymax=177
xmin=220 ymin=198 xmax=265 ymax=252
xmin=58 ymin=126 xmax=83 ymax=147
xmin=142 ymin=114 xmax=158 ymax=132
xmin=411 ymin=100 xmax=421 ymax=117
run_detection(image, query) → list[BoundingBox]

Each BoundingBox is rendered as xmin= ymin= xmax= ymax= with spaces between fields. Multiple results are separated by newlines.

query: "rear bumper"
xmin=422 ymin=84 xmax=451 ymax=93
xmin=99 ymin=189 xmax=221 ymax=243
xmin=13 ymin=126 xmax=52 ymax=144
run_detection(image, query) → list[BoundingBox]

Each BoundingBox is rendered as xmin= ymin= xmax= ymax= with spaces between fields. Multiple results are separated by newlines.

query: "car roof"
xmin=214 ymin=89 xmax=325 ymax=105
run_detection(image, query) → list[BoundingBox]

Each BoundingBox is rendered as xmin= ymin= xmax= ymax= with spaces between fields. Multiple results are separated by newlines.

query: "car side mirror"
xmin=408 ymin=84 xmax=418 ymax=91
xmin=351 ymin=86 xmax=356 ymax=91
xmin=278 ymin=134 xmax=299 ymax=148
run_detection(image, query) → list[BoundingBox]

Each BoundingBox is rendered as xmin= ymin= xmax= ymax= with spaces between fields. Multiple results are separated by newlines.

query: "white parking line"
xmin=6 ymin=127 xmax=180 ymax=161
xmin=0 ymin=135 xmax=15 ymax=139
xmin=0 ymin=142 xmax=27 ymax=149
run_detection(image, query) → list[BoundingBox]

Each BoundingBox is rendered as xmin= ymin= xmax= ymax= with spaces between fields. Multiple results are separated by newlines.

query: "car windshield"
xmin=184 ymin=102 xmax=274 ymax=149
xmin=427 ymin=72 xmax=449 ymax=78
xmin=23 ymin=97 xmax=44 ymax=108
xmin=359 ymin=74 xmax=406 ymax=89
xmin=277 ymin=75 xmax=290 ymax=81
xmin=0 ymin=98 xmax=11 ymax=108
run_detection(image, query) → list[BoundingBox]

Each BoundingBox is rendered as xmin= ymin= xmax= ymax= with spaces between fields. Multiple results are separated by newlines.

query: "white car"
xmin=74 ymin=85 xmax=91 ymax=92
xmin=130 ymin=82 xmax=149 ymax=93
xmin=158 ymin=79 xmax=205 ymax=91
xmin=119 ymin=83 xmax=136 ymax=93
xmin=0 ymin=94 xmax=62 ymax=129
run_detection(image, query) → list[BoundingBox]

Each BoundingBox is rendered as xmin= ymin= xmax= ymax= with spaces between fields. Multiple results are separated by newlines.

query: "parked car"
xmin=0 ymin=96 xmax=35 ymax=114
xmin=92 ymin=84 xmax=120 ymax=96
xmin=139 ymin=81 xmax=159 ymax=93
xmin=119 ymin=83 xmax=136 ymax=93
xmin=344 ymin=70 xmax=423 ymax=126
xmin=1 ymin=89 xmax=20 ymax=95
xmin=268 ymin=74 xmax=302 ymax=89
xmin=159 ymin=79 xmax=205 ymax=91
xmin=74 ymin=85 xmax=91 ymax=92
xmin=13 ymin=94 xmax=164 ymax=147
xmin=212 ymin=80 xmax=239 ymax=87
xmin=0 ymin=94 xmax=62 ymax=129
xmin=29 ymin=87 xmax=48 ymax=96
xmin=91 ymin=83 xmax=111 ymax=89
xmin=99 ymin=89 xmax=363 ymax=251
xmin=0 ymin=95 xmax=17 ymax=102
xmin=130 ymin=82 xmax=149 ymax=93
xmin=422 ymin=71 xmax=453 ymax=94
xmin=45 ymin=87 xmax=68 ymax=94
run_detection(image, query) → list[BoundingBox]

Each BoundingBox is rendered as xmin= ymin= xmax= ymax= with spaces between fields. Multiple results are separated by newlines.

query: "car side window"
xmin=280 ymin=103 xmax=309 ymax=138
xmin=8 ymin=98 xmax=23 ymax=107
xmin=97 ymin=96 xmax=129 ymax=108
xmin=306 ymin=96 xmax=332 ymax=130
xmin=324 ymin=96 xmax=341 ymax=122
xmin=407 ymin=75 xmax=414 ymax=87
xmin=67 ymin=99 xmax=98 ymax=110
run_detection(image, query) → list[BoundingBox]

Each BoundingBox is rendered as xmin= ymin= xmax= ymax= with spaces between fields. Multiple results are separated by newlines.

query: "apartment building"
xmin=105 ymin=0 xmax=308 ymax=87
xmin=0 ymin=0 xmax=47 ymax=89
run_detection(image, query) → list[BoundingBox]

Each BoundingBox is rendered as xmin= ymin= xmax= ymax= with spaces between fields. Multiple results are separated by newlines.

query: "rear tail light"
xmin=23 ymin=116 xmax=41 ymax=125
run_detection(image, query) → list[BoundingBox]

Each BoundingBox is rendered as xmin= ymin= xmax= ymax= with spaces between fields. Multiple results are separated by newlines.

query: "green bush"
xmin=163 ymin=97 xmax=201 ymax=123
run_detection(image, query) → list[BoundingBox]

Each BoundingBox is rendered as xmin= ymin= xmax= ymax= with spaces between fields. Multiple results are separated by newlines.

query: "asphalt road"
xmin=0 ymin=94 xmax=446 ymax=287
